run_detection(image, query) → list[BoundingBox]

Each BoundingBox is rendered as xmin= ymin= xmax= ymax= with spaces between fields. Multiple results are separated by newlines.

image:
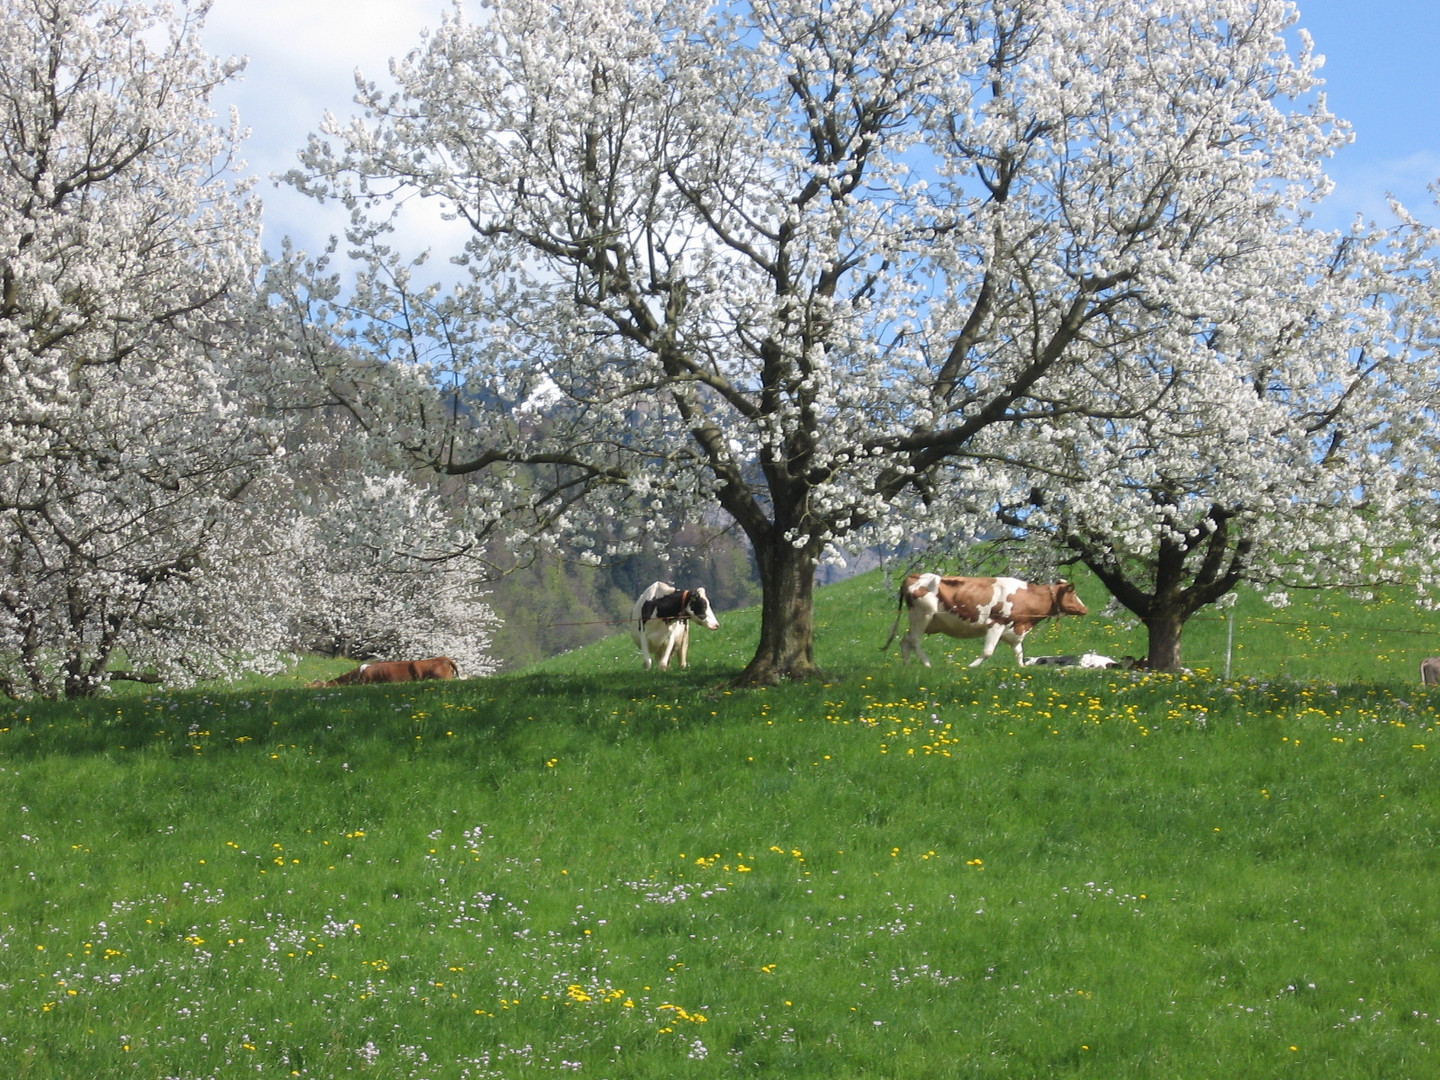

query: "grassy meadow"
xmin=3 ymin=568 xmax=1440 ymax=1078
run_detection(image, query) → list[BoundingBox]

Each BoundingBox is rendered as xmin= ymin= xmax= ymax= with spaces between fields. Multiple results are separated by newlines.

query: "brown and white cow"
xmin=884 ymin=573 xmax=1088 ymax=668
xmin=317 ymin=656 xmax=459 ymax=687
xmin=631 ymin=581 xmax=720 ymax=670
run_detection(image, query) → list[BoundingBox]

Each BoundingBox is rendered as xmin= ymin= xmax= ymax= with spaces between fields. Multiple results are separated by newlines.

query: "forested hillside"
xmin=484 ymin=529 xmax=764 ymax=669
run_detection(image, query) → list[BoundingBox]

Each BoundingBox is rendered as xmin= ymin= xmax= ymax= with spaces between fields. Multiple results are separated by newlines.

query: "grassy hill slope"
xmin=529 ymin=566 xmax=1440 ymax=685
xmin=3 ymin=570 xmax=1440 ymax=1077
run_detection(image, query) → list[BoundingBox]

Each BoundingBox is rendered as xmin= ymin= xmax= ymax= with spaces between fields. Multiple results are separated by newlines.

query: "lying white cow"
xmin=1026 ymin=653 xmax=1130 ymax=669
xmin=630 ymin=581 xmax=720 ymax=670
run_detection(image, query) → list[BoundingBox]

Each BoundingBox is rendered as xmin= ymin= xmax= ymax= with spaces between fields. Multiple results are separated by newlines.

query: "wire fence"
xmin=1130 ymin=612 xmax=1440 ymax=681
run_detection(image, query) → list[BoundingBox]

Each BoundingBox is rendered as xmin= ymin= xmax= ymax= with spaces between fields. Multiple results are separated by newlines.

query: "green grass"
xmin=4 ymin=569 xmax=1440 ymax=1078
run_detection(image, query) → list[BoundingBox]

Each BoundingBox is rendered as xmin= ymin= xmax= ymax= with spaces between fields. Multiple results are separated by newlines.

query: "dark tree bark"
xmin=738 ymin=537 xmax=822 ymax=684
xmin=1065 ymin=503 xmax=1251 ymax=672
xmin=1141 ymin=611 xmax=1187 ymax=672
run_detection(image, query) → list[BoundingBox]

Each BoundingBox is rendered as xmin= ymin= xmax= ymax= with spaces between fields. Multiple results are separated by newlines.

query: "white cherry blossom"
xmin=292 ymin=0 xmax=1424 ymax=677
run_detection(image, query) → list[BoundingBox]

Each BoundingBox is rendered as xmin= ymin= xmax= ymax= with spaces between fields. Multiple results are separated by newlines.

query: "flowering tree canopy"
xmin=0 ymin=0 xmax=501 ymax=697
xmin=982 ymin=217 xmax=1440 ymax=668
xmin=287 ymin=471 xmax=501 ymax=679
xmin=295 ymin=0 xmax=1418 ymax=679
xmin=0 ymin=0 xmax=294 ymax=697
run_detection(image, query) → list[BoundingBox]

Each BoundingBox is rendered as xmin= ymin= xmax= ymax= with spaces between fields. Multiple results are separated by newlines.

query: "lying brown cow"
xmin=315 ymin=656 xmax=459 ymax=687
xmin=883 ymin=572 xmax=1088 ymax=668
xmin=1422 ymin=657 xmax=1440 ymax=686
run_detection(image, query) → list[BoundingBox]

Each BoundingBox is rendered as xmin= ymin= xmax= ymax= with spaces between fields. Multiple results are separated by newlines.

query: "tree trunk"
xmin=736 ymin=538 xmax=821 ymax=685
xmin=1143 ymin=609 xmax=1187 ymax=671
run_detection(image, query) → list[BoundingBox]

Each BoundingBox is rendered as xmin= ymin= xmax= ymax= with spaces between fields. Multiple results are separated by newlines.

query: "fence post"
xmin=1225 ymin=612 xmax=1235 ymax=680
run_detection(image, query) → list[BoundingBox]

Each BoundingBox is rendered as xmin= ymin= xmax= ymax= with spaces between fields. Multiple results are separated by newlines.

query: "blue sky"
xmin=1295 ymin=0 xmax=1440 ymax=224
xmin=204 ymin=0 xmax=1440 ymax=252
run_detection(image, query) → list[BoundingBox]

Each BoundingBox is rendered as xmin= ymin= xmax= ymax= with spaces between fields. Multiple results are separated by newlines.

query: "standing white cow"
xmin=631 ymin=581 xmax=720 ymax=670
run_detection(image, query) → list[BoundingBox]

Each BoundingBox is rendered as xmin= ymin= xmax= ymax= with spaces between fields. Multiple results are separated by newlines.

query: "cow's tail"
xmin=881 ymin=615 xmax=903 ymax=652
xmin=880 ymin=581 xmax=910 ymax=652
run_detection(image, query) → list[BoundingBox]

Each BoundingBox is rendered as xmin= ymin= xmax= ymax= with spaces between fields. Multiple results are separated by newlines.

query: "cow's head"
xmin=687 ymin=587 xmax=720 ymax=630
xmin=1054 ymin=581 xmax=1088 ymax=617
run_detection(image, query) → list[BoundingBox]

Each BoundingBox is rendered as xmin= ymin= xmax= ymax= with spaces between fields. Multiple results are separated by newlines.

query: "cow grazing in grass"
xmin=317 ymin=656 xmax=459 ymax=687
xmin=631 ymin=581 xmax=720 ymax=670
xmin=1422 ymin=657 xmax=1440 ymax=685
xmin=884 ymin=572 xmax=1088 ymax=668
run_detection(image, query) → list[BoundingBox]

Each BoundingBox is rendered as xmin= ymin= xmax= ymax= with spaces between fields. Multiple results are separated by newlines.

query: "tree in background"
xmin=288 ymin=473 xmax=501 ymax=678
xmin=979 ymin=221 xmax=1439 ymax=669
xmin=0 ymin=0 xmax=501 ymax=697
xmin=0 ymin=0 xmax=297 ymax=697
xmin=295 ymin=0 xmax=1370 ymax=681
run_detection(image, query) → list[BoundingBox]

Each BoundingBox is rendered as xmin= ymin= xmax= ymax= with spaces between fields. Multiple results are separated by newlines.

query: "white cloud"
xmin=204 ymin=0 xmax=454 ymax=255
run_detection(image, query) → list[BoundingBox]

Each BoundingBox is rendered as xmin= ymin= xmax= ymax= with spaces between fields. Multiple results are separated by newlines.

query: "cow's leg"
xmin=902 ymin=611 xmax=933 ymax=667
xmin=968 ymin=624 xmax=1007 ymax=667
xmin=639 ymin=627 xmax=656 ymax=670
xmin=904 ymin=630 xmax=932 ymax=668
xmin=677 ymin=623 xmax=690 ymax=668
xmin=1010 ymin=636 xmax=1027 ymax=667
xmin=657 ymin=625 xmax=679 ymax=671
